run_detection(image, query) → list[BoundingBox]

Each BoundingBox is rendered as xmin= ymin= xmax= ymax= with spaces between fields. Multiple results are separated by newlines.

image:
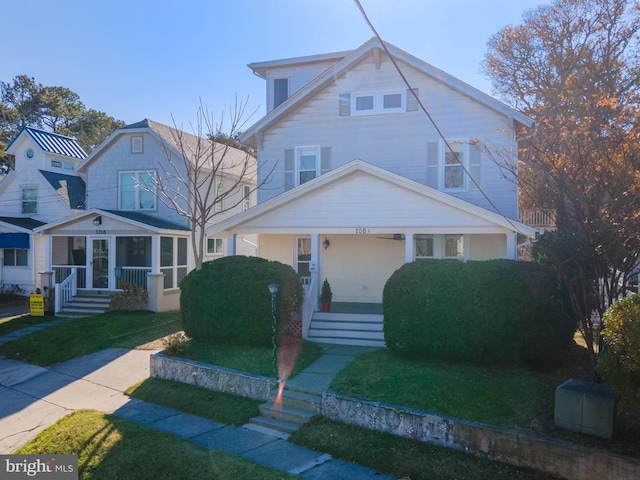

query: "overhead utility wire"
xmin=352 ymin=0 xmax=528 ymax=236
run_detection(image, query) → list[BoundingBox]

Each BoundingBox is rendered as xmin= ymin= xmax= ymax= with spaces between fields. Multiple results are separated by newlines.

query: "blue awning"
xmin=0 ymin=233 xmax=30 ymax=249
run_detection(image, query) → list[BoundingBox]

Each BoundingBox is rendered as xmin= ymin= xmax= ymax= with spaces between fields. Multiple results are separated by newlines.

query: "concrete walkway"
xmin=0 ymin=321 xmax=392 ymax=479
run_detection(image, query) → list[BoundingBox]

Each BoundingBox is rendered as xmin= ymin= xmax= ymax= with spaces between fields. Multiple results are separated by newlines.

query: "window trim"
xmin=118 ymin=170 xmax=157 ymax=211
xmin=131 ymin=136 xmax=144 ymax=154
xmin=295 ymin=146 xmax=320 ymax=186
xmin=207 ymin=238 xmax=224 ymax=255
xmin=3 ymin=248 xmax=28 ymax=267
xmin=20 ymin=186 xmax=38 ymax=214
xmin=351 ymin=90 xmax=406 ymax=116
xmin=440 ymin=139 xmax=469 ymax=192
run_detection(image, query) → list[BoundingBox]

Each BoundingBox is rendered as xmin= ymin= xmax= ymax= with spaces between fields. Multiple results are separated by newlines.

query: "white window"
xmin=160 ymin=236 xmax=188 ymax=289
xmin=51 ymin=160 xmax=75 ymax=170
xmin=21 ymin=187 xmax=37 ymax=214
xmin=351 ymin=90 xmax=405 ymax=116
xmin=119 ymin=171 xmax=156 ymax=210
xmin=415 ymin=235 xmax=434 ymax=258
xmin=207 ymin=238 xmax=223 ymax=255
xmin=297 ymin=147 xmax=319 ymax=185
xmin=444 ymin=234 xmax=465 ymax=259
xmin=442 ymin=141 xmax=468 ymax=190
xmin=3 ymin=248 xmax=28 ymax=266
xmin=242 ymin=185 xmax=251 ymax=211
xmin=215 ymin=177 xmax=225 ymax=212
xmin=131 ymin=136 xmax=144 ymax=153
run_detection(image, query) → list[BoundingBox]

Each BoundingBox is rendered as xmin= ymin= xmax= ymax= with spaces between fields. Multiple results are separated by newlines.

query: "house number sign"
xmin=95 ymin=229 xmax=107 ymax=234
xmin=355 ymin=228 xmax=371 ymax=234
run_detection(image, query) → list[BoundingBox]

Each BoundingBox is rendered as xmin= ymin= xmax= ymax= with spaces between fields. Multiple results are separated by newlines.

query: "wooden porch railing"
xmin=520 ymin=208 xmax=556 ymax=229
xmin=55 ymin=267 xmax=77 ymax=313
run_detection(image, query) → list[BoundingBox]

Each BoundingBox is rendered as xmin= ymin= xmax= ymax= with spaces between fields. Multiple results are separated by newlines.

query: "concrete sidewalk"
xmin=0 ymin=323 xmax=393 ymax=479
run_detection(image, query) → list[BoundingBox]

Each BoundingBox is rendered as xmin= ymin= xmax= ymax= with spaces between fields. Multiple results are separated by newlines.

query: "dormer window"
xmin=274 ymin=78 xmax=289 ymax=109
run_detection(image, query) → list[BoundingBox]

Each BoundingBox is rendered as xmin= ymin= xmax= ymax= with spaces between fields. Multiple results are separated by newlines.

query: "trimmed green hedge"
xmin=180 ymin=256 xmax=304 ymax=346
xmin=597 ymin=294 xmax=640 ymax=406
xmin=383 ymin=259 xmax=577 ymax=366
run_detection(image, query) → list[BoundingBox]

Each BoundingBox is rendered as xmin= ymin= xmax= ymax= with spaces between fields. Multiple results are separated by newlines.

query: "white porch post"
xmin=405 ymin=233 xmax=414 ymax=263
xmin=311 ymin=233 xmax=320 ymax=285
xmin=151 ymin=236 xmax=160 ymax=273
xmin=227 ymin=234 xmax=237 ymax=256
xmin=506 ymin=233 xmax=517 ymax=260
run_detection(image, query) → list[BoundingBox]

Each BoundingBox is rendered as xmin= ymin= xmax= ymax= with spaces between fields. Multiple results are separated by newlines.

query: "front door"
xmin=90 ymin=237 xmax=110 ymax=289
xmin=295 ymin=236 xmax=311 ymax=278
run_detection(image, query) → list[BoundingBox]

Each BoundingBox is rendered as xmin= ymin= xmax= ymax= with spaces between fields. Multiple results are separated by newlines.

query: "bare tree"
xmin=152 ymin=98 xmax=273 ymax=270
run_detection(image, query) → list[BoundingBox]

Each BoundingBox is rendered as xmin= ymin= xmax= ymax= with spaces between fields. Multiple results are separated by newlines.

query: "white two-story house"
xmin=208 ymin=38 xmax=537 ymax=345
xmin=1 ymin=127 xmax=87 ymax=293
xmin=3 ymin=119 xmax=255 ymax=313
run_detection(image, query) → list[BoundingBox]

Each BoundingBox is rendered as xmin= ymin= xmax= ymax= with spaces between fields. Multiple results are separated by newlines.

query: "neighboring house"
xmin=208 ymin=38 xmax=537 ymax=345
xmin=32 ymin=119 xmax=256 ymax=312
xmin=0 ymin=127 xmax=87 ymax=293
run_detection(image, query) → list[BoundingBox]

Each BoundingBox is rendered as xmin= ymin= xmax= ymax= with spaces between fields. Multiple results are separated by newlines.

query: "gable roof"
xmin=207 ymin=160 xmax=537 ymax=238
xmin=34 ymin=208 xmax=190 ymax=234
xmin=79 ymin=118 xmax=252 ymax=177
xmin=240 ymin=38 xmax=533 ymax=146
xmin=6 ymin=127 xmax=87 ymax=159
xmin=39 ymin=170 xmax=86 ymax=209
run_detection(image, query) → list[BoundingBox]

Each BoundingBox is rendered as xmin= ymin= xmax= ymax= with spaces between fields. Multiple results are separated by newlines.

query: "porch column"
xmin=151 ymin=236 xmax=160 ymax=273
xmin=227 ymin=234 xmax=237 ymax=256
xmin=506 ymin=233 xmax=517 ymax=260
xmin=405 ymin=233 xmax=414 ymax=263
xmin=311 ymin=234 xmax=320 ymax=285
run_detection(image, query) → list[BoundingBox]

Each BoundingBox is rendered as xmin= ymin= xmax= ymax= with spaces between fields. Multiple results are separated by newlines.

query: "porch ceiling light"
xmin=323 ymin=238 xmax=330 ymax=249
xmin=93 ymin=216 xmax=102 ymax=226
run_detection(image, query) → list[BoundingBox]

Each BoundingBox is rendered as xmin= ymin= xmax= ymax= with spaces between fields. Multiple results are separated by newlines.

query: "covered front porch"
xmin=35 ymin=209 xmax=192 ymax=314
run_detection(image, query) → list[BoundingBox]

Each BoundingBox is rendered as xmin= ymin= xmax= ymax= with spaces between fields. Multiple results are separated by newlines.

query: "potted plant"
xmin=320 ymin=278 xmax=333 ymax=312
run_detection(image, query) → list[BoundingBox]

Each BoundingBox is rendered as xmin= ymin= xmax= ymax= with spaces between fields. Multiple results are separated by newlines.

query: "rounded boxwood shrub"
xmin=383 ymin=259 xmax=577 ymax=367
xmin=180 ymin=256 xmax=303 ymax=346
xmin=597 ymin=294 xmax=640 ymax=407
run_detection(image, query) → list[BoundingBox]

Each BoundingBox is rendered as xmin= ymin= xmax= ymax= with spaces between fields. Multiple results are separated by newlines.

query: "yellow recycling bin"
xmin=30 ymin=293 xmax=45 ymax=316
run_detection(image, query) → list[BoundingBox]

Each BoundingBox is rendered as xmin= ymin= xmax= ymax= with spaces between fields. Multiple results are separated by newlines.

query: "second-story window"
xmin=297 ymin=147 xmax=319 ymax=185
xmin=274 ymin=78 xmax=289 ymax=109
xmin=243 ymin=184 xmax=251 ymax=211
xmin=119 ymin=171 xmax=156 ymax=210
xmin=351 ymin=90 xmax=405 ymax=115
xmin=21 ymin=186 xmax=37 ymax=214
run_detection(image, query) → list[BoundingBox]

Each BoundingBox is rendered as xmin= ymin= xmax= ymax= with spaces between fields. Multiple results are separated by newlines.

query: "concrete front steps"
xmin=307 ymin=312 xmax=385 ymax=347
xmin=245 ymin=387 xmax=321 ymax=440
xmin=58 ymin=290 xmax=113 ymax=318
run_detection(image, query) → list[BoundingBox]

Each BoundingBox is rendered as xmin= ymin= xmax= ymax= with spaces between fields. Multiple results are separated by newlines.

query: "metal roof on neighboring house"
xmin=7 ymin=127 xmax=87 ymax=159
xmin=104 ymin=210 xmax=190 ymax=231
xmin=39 ymin=170 xmax=86 ymax=210
xmin=0 ymin=216 xmax=47 ymax=230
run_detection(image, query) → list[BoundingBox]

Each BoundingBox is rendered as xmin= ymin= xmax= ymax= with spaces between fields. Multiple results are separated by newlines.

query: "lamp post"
xmin=268 ymin=283 xmax=279 ymax=378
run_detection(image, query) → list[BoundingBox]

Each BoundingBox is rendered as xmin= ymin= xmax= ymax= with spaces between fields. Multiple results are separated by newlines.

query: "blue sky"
xmin=3 ymin=0 xmax=548 ymax=131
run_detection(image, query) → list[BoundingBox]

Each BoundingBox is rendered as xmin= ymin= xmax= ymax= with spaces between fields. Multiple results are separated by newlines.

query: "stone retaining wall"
xmin=150 ymin=353 xmax=275 ymax=401
xmin=150 ymin=353 xmax=640 ymax=479
xmin=322 ymin=392 xmax=640 ymax=480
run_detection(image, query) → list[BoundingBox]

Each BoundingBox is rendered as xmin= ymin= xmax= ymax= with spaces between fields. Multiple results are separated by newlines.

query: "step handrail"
xmin=300 ymin=274 xmax=317 ymax=339
xmin=54 ymin=268 xmax=77 ymax=313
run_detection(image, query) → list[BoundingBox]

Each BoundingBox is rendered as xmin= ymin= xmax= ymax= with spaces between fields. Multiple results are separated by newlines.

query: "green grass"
xmin=126 ymin=378 xmax=261 ymax=425
xmin=173 ymin=338 xmax=324 ymax=378
xmin=0 ymin=311 xmax=182 ymax=366
xmin=15 ymin=410 xmax=297 ymax=480
xmin=331 ymin=349 xmax=561 ymax=428
xmin=0 ymin=314 xmax=54 ymax=337
xmin=290 ymin=418 xmax=558 ymax=480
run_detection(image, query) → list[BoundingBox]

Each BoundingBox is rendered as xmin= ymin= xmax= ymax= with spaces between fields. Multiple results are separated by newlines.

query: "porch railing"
xmin=117 ymin=267 xmax=151 ymax=289
xmin=55 ymin=267 xmax=77 ymax=313
xmin=300 ymin=274 xmax=317 ymax=339
xmin=520 ymin=208 xmax=556 ymax=229
xmin=53 ymin=266 xmax=86 ymax=289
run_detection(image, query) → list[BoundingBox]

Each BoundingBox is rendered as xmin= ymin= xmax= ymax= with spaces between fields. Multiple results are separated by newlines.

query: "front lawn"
xmin=15 ymin=410 xmax=296 ymax=480
xmin=0 ymin=311 xmax=182 ymax=366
